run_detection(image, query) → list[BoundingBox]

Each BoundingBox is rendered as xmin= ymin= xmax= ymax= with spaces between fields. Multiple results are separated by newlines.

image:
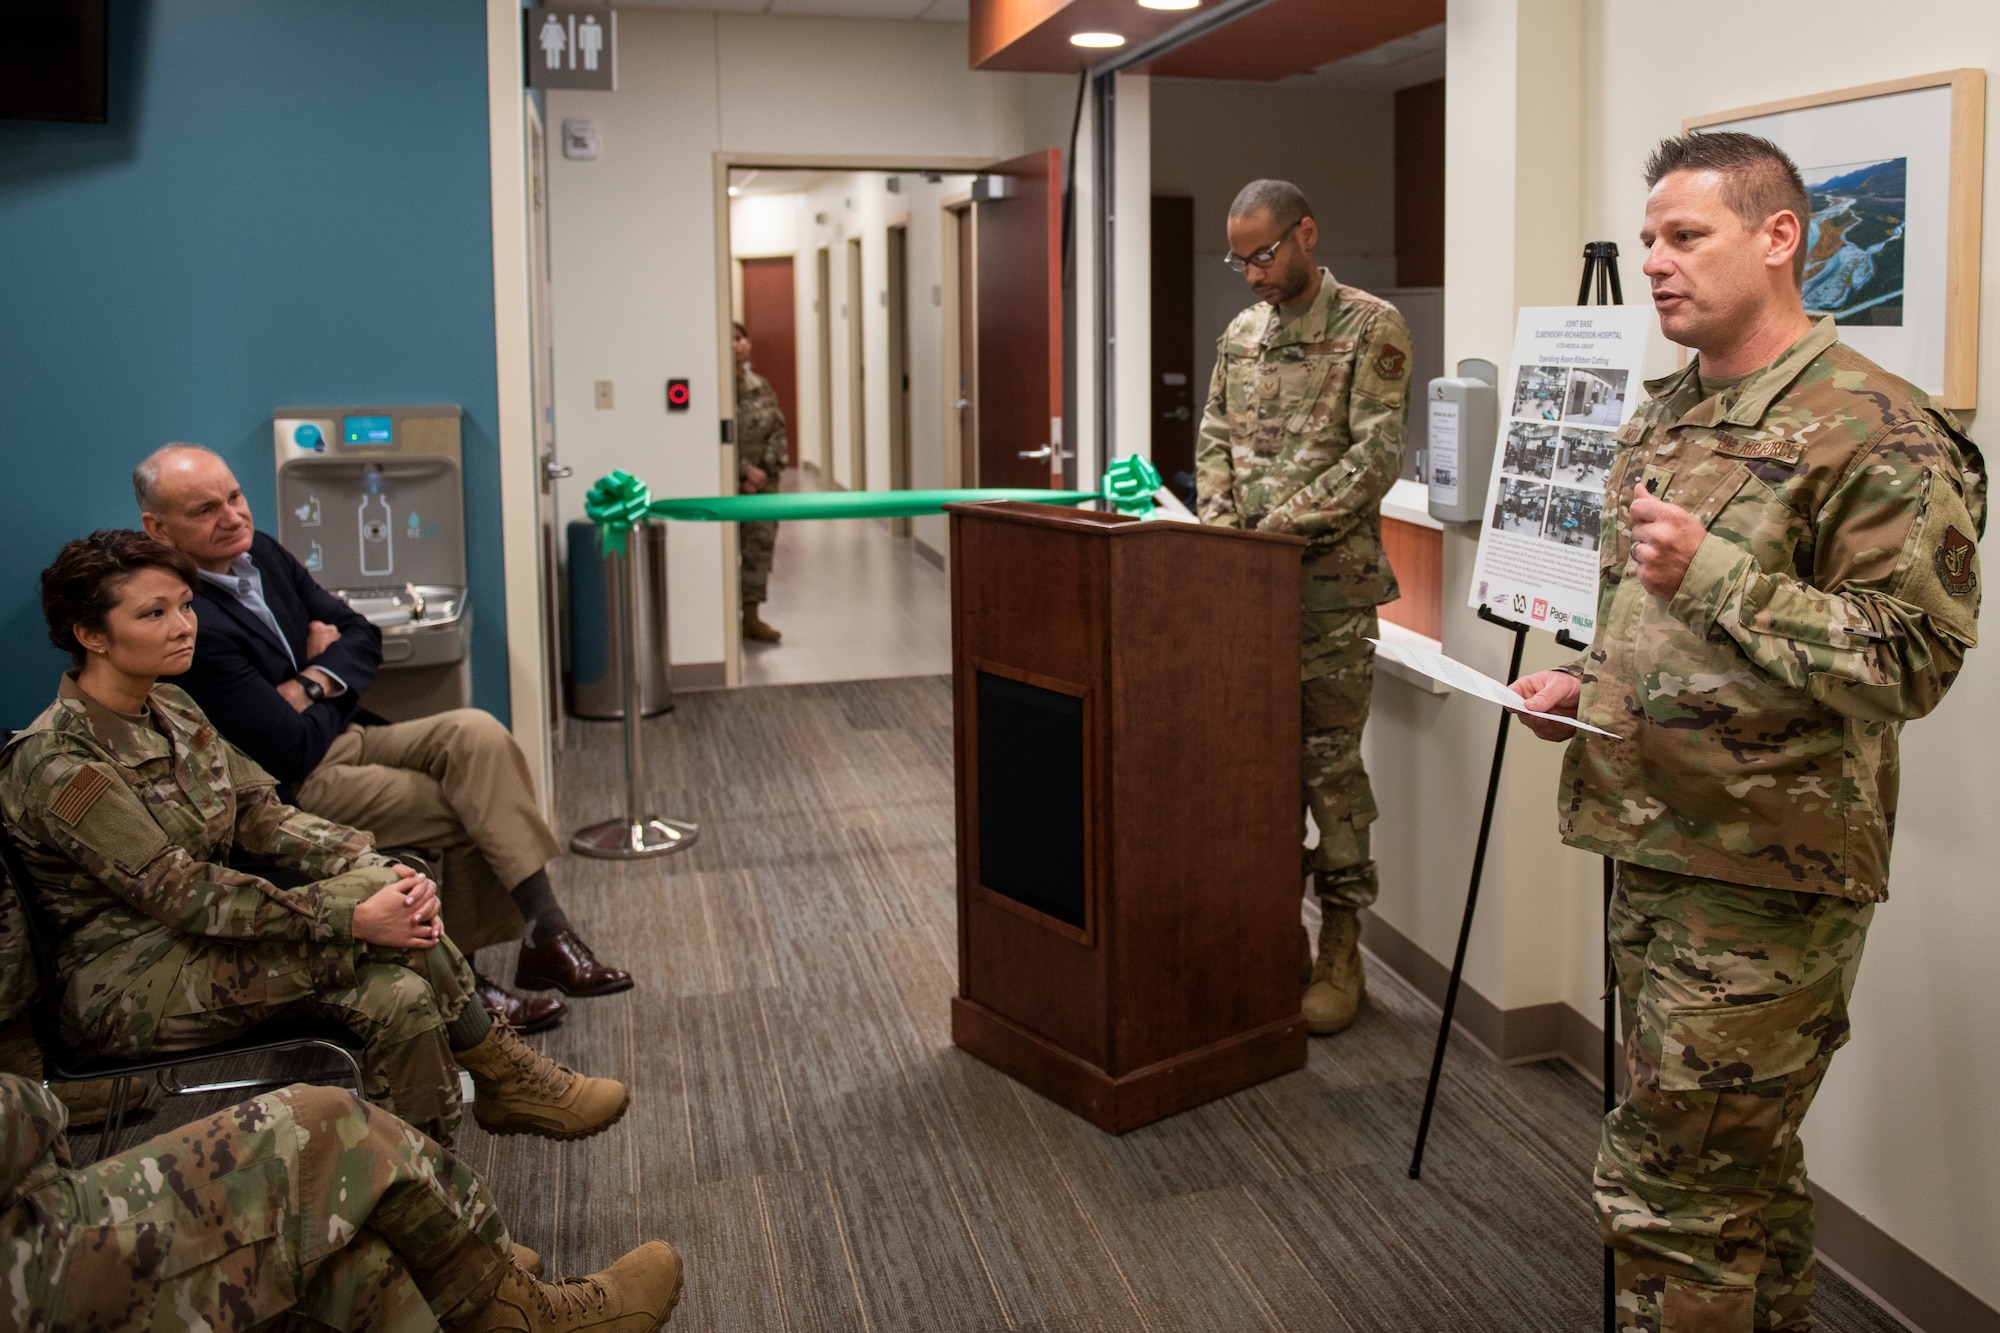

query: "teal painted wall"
xmin=0 ymin=0 xmax=508 ymax=725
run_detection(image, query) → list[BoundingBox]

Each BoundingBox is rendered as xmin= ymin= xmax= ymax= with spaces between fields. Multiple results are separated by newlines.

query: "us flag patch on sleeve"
xmin=49 ymin=766 xmax=111 ymax=827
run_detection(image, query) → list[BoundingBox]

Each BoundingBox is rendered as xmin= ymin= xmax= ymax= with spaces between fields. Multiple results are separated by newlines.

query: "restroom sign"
xmin=527 ymin=6 xmax=617 ymax=92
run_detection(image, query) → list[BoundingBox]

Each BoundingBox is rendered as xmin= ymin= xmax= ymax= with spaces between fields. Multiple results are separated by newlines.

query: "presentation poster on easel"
xmin=1466 ymin=306 xmax=1655 ymax=644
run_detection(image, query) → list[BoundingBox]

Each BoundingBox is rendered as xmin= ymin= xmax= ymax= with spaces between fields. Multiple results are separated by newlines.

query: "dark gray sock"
xmin=510 ymin=869 xmax=571 ymax=947
xmin=445 ymin=1001 xmax=493 ymax=1052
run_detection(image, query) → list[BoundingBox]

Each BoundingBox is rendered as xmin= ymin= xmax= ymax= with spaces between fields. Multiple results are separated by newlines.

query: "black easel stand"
xmin=1405 ymin=243 xmax=1625 ymax=1333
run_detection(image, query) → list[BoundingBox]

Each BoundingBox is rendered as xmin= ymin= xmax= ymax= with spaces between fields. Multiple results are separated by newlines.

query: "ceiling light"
xmin=727 ymin=185 xmax=741 ymax=196
xmin=1071 ymin=31 xmax=1126 ymax=47
xmin=1138 ymin=0 xmax=1199 ymax=9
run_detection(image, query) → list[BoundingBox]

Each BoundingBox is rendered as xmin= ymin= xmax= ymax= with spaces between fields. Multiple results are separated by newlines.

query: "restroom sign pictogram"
xmin=526 ymin=6 xmax=617 ymax=92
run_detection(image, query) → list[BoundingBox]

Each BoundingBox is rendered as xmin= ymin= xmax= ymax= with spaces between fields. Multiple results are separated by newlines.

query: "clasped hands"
xmin=1506 ymin=484 xmax=1706 ymax=741
xmin=353 ymin=863 xmax=446 ymax=950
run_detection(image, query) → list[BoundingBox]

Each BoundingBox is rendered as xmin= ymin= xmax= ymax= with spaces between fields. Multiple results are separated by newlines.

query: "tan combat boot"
xmin=456 ymin=1241 xmax=683 ymax=1332
xmin=455 ymin=1019 xmax=631 ymax=1141
xmin=741 ymin=603 xmax=781 ymax=643
xmin=514 ymin=1245 xmax=545 ymax=1278
xmin=1302 ymin=904 xmax=1365 ymax=1035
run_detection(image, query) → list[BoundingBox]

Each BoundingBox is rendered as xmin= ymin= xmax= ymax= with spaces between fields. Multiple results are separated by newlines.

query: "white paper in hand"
xmin=1367 ymin=638 xmax=1615 ymax=737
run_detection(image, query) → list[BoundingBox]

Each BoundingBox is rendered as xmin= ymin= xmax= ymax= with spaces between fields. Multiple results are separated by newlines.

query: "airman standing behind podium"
xmin=1195 ymin=179 xmax=1412 ymax=1036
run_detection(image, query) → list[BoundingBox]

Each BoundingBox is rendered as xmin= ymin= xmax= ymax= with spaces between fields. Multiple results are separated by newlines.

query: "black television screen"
xmin=0 ymin=0 xmax=109 ymax=124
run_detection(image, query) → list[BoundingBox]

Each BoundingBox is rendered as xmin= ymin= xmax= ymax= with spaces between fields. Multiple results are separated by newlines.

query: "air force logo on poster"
xmin=1467 ymin=306 xmax=1655 ymax=644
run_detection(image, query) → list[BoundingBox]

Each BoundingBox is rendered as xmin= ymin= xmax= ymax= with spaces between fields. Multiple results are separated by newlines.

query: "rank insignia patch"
xmin=1373 ymin=345 xmax=1407 ymax=379
xmin=49 ymin=766 xmax=110 ymax=827
xmin=1935 ymin=524 xmax=1977 ymax=596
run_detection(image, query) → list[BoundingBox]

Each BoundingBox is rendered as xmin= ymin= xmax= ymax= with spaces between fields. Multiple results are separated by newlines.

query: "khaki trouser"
xmin=6 ymin=1082 xmax=510 ymax=1330
xmin=1599 ymin=865 xmax=1872 ymax=1332
xmin=297 ymin=710 xmax=562 ymax=955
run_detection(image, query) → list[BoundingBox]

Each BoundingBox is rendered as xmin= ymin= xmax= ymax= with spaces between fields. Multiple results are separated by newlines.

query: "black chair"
xmin=0 ymin=830 xmax=368 ymax=1161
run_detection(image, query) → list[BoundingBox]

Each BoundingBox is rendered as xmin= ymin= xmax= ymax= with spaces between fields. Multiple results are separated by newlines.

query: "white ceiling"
xmin=1278 ymin=22 xmax=1444 ymax=91
xmin=613 ymin=0 xmax=968 ymax=20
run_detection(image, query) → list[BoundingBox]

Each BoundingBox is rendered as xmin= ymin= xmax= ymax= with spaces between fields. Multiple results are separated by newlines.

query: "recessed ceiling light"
xmin=1071 ymin=31 xmax=1126 ymax=47
xmin=727 ymin=186 xmax=741 ymax=196
xmin=1138 ymin=0 xmax=1199 ymax=9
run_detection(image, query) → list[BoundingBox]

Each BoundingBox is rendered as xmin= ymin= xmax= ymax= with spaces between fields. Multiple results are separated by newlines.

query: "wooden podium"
xmin=946 ymin=501 xmax=1306 ymax=1133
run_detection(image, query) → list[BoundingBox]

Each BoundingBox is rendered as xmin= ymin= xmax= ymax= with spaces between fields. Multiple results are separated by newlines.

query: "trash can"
xmin=566 ymin=519 xmax=673 ymax=719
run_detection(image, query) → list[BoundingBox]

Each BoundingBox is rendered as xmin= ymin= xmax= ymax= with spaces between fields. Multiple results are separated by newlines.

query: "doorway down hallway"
xmin=739 ymin=467 xmax=952 ymax=688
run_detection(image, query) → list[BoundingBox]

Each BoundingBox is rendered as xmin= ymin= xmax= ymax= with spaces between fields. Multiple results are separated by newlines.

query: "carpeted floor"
xmin=455 ymin=677 xmax=1904 ymax=1333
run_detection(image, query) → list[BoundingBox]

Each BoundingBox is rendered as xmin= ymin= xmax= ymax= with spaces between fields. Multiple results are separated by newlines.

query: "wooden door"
xmin=975 ymin=148 xmax=1063 ymax=489
xmin=846 ymin=236 xmax=866 ymax=490
xmin=886 ymin=223 xmax=912 ymax=534
xmin=816 ymin=247 xmax=833 ymax=473
xmin=1150 ymin=196 xmax=1196 ymax=495
xmin=739 ymin=256 xmax=798 ymax=468
xmin=954 ymin=205 xmax=977 ymax=486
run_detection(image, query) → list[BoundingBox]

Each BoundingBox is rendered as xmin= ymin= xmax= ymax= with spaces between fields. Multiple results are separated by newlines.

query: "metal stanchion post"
xmin=571 ymin=526 xmax=700 ymax=859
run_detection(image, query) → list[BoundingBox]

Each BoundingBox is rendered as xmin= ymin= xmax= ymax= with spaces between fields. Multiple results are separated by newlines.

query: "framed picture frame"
xmin=1685 ymin=69 xmax=1985 ymax=409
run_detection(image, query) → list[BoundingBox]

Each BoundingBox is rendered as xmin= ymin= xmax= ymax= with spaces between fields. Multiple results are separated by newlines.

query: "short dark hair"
xmin=731 ymin=321 xmax=748 ymax=338
xmin=1228 ymin=179 xmax=1313 ymax=229
xmin=1643 ymin=132 xmax=1812 ymax=283
xmin=40 ymin=529 xmax=198 ymax=666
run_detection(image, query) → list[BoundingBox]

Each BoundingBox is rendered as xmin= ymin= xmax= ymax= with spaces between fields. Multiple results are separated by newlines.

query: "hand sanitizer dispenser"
xmin=1426 ymin=359 xmax=1498 ymax=524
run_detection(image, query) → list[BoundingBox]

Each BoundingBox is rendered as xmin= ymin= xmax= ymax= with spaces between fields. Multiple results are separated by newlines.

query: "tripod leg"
xmin=1408 ymin=624 xmax=1529 ymax=1180
xmin=1603 ymin=856 xmax=1618 ymax=1333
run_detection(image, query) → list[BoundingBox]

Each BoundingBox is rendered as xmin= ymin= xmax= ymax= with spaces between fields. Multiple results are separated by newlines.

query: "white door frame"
xmin=487 ymin=0 xmax=555 ymax=812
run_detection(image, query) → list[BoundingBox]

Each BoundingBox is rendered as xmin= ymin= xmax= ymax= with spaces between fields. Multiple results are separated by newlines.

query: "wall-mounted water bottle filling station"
xmin=270 ymin=405 xmax=472 ymax=718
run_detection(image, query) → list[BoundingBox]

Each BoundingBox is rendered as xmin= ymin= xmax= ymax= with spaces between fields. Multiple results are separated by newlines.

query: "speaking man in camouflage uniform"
xmin=0 ymin=1073 xmax=684 ymax=1331
xmin=1510 ymin=134 xmax=1983 ymax=1332
xmin=1195 ymin=179 xmax=1412 ymax=1035
xmin=734 ymin=321 xmax=789 ymax=644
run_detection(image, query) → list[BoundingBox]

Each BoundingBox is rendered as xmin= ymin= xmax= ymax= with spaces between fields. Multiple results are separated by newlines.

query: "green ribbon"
xmin=1100 ymin=454 xmax=1162 ymax=516
xmin=584 ymin=469 xmax=652 ymax=554
xmin=584 ymin=455 xmax=1168 ymax=535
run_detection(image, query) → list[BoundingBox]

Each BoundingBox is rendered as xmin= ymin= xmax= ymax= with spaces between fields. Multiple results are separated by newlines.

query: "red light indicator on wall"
xmin=666 ymin=379 xmax=691 ymax=411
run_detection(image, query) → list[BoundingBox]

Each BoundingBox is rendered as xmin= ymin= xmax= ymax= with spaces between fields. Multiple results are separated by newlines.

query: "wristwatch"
xmin=296 ymin=675 xmax=326 ymax=705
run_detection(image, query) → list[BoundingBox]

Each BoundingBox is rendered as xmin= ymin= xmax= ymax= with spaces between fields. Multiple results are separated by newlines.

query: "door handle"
xmin=953 ymin=398 xmax=971 ymax=410
xmin=544 ymin=459 xmax=574 ymax=480
xmin=1018 ymin=445 xmax=1052 ymax=459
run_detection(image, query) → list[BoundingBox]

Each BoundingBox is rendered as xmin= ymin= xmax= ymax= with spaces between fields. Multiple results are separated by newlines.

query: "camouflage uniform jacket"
xmin=1562 ymin=318 xmax=1985 ymax=901
xmin=0 ymin=677 xmax=388 ymax=1043
xmin=737 ymin=366 xmax=789 ymax=486
xmin=1195 ymin=270 xmax=1412 ymax=677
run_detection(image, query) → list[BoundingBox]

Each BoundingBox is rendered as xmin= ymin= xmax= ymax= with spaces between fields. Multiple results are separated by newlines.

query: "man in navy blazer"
xmin=136 ymin=445 xmax=630 ymax=1029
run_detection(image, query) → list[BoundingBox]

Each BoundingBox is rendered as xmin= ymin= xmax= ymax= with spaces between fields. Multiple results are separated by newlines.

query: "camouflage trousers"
xmin=4 ymin=1079 xmax=511 ymax=1331
xmin=1302 ymin=609 xmax=1380 ymax=911
xmin=740 ymin=520 xmax=779 ymax=604
xmin=1599 ymin=865 xmax=1871 ymax=1332
xmin=96 ymin=932 xmax=479 ymax=1147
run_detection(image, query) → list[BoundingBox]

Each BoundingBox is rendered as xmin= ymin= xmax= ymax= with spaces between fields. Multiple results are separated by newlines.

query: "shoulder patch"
xmin=1710 ymin=432 xmax=1805 ymax=465
xmin=49 ymin=766 xmax=111 ymax=827
xmin=1373 ymin=345 xmax=1407 ymax=379
xmin=1935 ymin=525 xmax=1977 ymax=596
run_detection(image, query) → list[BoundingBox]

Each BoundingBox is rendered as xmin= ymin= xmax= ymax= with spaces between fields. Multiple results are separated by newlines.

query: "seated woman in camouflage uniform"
xmin=0 ymin=530 xmax=629 ymax=1148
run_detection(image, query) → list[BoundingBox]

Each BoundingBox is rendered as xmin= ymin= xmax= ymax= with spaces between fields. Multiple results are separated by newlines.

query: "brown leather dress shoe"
xmin=476 ymin=973 xmax=568 ymax=1033
xmin=514 ymin=930 xmax=635 ymax=997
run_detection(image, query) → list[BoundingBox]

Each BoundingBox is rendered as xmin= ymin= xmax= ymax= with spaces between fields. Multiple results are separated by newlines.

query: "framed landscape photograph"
xmin=1686 ymin=69 xmax=1985 ymax=408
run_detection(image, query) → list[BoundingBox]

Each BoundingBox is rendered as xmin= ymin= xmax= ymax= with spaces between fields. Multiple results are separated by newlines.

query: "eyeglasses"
xmin=1223 ymin=221 xmax=1300 ymax=273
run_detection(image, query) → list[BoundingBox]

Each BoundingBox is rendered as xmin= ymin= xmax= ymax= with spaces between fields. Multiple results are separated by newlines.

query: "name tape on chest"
xmin=1710 ymin=431 xmax=1805 ymax=465
xmin=49 ymin=765 xmax=111 ymax=827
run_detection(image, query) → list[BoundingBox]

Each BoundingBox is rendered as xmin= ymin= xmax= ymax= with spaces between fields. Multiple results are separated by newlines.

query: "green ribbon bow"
xmin=584 ymin=469 xmax=653 ymax=555
xmin=1100 ymin=455 xmax=1163 ymax=515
